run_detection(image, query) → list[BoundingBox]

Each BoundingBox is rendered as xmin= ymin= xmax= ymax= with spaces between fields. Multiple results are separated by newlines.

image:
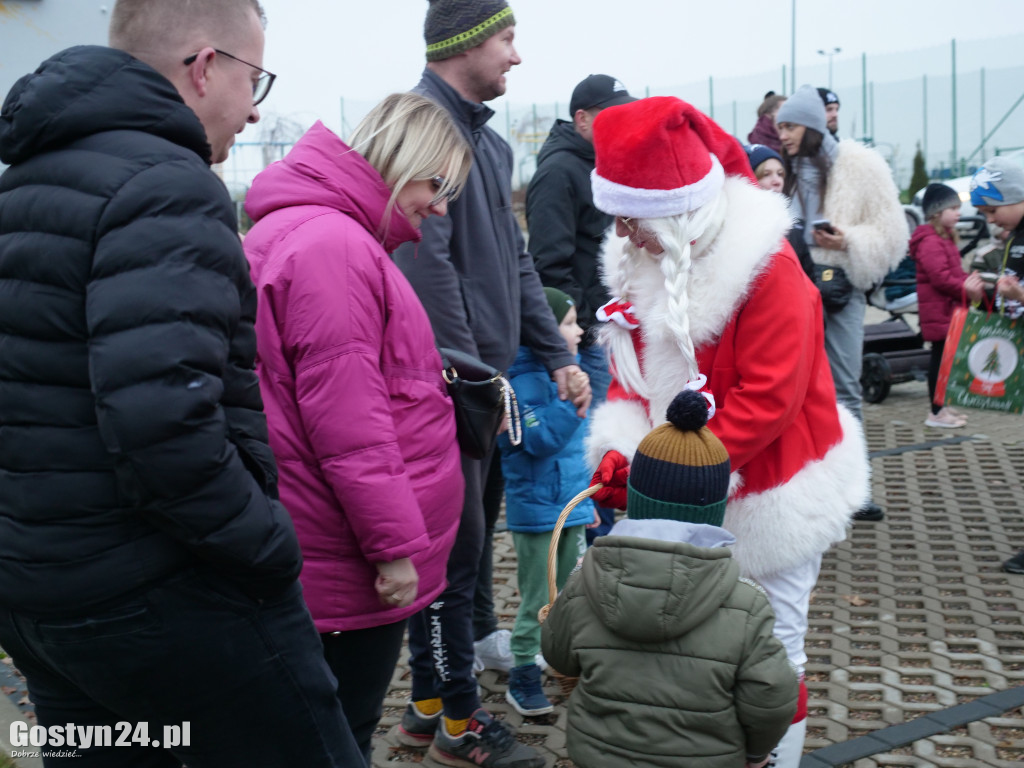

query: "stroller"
xmin=859 ymin=207 xmax=930 ymax=404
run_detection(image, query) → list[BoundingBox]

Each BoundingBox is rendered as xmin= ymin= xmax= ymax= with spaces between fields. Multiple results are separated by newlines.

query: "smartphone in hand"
xmin=812 ymin=219 xmax=836 ymax=235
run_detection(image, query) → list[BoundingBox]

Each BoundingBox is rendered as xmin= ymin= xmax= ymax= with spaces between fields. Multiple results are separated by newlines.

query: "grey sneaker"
xmin=396 ymin=701 xmax=440 ymax=747
xmin=428 ymin=709 xmax=544 ymax=768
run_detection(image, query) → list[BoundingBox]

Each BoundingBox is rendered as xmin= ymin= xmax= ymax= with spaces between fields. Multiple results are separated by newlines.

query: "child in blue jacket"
xmin=498 ymin=287 xmax=594 ymax=717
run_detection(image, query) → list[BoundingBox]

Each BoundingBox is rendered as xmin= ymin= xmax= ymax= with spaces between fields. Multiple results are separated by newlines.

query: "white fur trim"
xmin=585 ymin=398 xmax=651 ymax=470
xmin=723 ymin=405 xmax=868 ymax=580
xmin=600 ymin=177 xmax=792 ymax=355
xmin=591 ymin=156 xmax=724 ymax=219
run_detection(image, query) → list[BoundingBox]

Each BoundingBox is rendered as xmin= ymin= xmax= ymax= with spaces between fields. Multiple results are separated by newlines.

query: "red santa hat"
xmin=591 ymin=96 xmax=755 ymax=219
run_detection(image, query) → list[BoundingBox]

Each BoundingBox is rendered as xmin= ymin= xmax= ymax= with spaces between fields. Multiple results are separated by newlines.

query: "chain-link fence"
xmin=222 ymin=33 xmax=1024 ymax=197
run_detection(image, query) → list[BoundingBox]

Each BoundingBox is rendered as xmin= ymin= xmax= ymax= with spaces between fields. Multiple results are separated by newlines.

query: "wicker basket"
xmin=537 ymin=483 xmax=601 ymax=696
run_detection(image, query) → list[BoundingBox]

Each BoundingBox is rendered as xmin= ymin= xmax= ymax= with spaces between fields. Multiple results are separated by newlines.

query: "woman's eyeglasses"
xmin=183 ymin=49 xmax=277 ymax=106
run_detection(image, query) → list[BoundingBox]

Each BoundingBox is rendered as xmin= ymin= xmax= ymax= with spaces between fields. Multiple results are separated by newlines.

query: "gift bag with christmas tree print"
xmin=935 ymin=307 xmax=1024 ymax=413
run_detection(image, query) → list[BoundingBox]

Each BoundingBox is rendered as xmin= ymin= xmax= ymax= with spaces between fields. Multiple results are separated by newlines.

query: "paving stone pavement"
xmin=372 ymin=375 xmax=1024 ymax=768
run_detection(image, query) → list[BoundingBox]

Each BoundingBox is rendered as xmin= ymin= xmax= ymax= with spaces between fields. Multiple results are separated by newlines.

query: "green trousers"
xmin=510 ymin=525 xmax=586 ymax=667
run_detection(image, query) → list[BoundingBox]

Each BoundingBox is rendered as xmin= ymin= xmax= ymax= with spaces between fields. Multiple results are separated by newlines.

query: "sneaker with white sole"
xmin=925 ymin=408 xmax=967 ymax=428
xmin=428 ymin=709 xmax=544 ymax=768
xmin=505 ymin=663 xmax=553 ymax=716
xmin=472 ymin=629 xmax=513 ymax=672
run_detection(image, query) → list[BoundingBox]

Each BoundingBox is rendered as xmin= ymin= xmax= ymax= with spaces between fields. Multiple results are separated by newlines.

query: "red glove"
xmin=590 ymin=450 xmax=629 ymax=510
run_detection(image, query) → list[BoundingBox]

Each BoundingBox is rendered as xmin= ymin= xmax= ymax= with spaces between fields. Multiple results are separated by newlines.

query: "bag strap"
xmin=501 ymin=376 xmax=522 ymax=447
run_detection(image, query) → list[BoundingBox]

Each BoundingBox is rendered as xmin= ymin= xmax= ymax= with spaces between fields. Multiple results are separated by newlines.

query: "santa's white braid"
xmin=601 ymin=236 xmax=648 ymax=398
xmin=649 ymin=201 xmax=720 ymax=380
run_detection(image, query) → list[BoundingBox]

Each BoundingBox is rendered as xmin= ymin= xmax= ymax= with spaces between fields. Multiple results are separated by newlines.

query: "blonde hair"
xmin=348 ymin=93 xmax=472 ymax=236
xmin=109 ymin=0 xmax=265 ymax=62
xmin=602 ymin=196 xmax=723 ymax=398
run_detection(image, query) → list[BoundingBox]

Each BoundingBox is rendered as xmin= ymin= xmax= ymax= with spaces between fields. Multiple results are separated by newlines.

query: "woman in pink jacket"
xmin=243 ymin=93 xmax=471 ymax=763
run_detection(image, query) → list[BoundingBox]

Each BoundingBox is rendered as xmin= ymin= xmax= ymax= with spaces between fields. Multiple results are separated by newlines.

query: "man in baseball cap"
xmin=527 ymin=73 xmax=636 ymax=542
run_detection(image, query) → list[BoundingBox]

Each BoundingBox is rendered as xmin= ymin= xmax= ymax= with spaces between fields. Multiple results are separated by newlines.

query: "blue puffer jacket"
xmin=498 ymin=348 xmax=593 ymax=533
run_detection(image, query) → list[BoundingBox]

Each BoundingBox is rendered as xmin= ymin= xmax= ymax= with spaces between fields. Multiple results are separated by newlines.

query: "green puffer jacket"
xmin=541 ymin=521 xmax=798 ymax=767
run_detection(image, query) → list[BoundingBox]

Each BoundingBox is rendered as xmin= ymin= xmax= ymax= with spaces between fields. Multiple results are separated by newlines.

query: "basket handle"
xmin=538 ymin=484 xmax=602 ymax=624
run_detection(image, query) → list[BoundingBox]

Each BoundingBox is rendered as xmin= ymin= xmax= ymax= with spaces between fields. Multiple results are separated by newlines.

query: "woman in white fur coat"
xmin=776 ymin=86 xmax=907 ymax=524
xmin=584 ymin=96 xmax=868 ymax=768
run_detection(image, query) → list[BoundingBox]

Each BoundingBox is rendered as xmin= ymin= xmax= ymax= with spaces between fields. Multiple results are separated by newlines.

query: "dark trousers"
xmin=473 ymin=448 xmax=504 ymax=641
xmin=407 ymin=450 xmax=489 ymax=719
xmin=0 ymin=570 xmax=364 ymax=767
xmin=321 ymin=620 xmax=407 ymax=766
xmin=928 ymin=339 xmax=946 ymax=414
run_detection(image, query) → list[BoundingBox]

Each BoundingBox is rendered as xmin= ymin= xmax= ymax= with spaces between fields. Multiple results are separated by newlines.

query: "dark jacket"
xmin=393 ymin=69 xmax=573 ymax=374
xmin=0 ymin=46 xmax=301 ymax=614
xmin=909 ymin=224 xmax=967 ymax=341
xmin=542 ymin=520 xmax=798 ymax=768
xmin=526 ymin=120 xmax=612 ymax=337
xmin=497 ymin=348 xmax=592 ymax=533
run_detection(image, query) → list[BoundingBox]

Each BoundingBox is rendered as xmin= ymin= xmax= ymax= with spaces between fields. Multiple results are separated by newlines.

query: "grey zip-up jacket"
xmin=393 ymin=70 xmax=574 ymax=374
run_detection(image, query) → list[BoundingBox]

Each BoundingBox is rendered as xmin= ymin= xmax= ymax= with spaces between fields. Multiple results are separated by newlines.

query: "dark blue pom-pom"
xmin=665 ymin=389 xmax=709 ymax=431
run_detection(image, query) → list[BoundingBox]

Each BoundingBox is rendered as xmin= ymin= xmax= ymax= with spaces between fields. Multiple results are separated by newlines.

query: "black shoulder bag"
xmin=440 ymin=348 xmax=522 ymax=460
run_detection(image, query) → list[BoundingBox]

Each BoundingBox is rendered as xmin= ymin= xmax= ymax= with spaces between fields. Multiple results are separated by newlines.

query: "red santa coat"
xmin=589 ymin=177 xmax=868 ymax=579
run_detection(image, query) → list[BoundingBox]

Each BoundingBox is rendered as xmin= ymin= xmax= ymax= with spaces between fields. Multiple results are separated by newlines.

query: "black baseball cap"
xmin=817 ymin=87 xmax=840 ymax=106
xmin=569 ymin=74 xmax=636 ymax=117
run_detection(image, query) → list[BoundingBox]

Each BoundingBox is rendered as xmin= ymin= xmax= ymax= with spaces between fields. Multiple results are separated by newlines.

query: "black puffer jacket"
xmin=526 ymin=120 xmax=612 ymax=338
xmin=0 ymin=46 xmax=301 ymax=614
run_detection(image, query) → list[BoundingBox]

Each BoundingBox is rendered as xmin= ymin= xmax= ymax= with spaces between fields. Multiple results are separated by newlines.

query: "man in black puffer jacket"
xmin=0 ymin=1 xmax=362 ymax=765
xmin=526 ymin=73 xmax=635 ymax=542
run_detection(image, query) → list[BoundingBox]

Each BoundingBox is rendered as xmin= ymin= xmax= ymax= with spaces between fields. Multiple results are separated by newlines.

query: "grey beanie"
xmin=775 ymin=84 xmax=828 ymax=136
xmin=424 ymin=0 xmax=515 ymax=62
xmin=970 ymin=156 xmax=1024 ymax=208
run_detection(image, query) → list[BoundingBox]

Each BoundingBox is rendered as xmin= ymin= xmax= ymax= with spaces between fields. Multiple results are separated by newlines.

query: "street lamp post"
xmin=817 ymin=47 xmax=841 ymax=89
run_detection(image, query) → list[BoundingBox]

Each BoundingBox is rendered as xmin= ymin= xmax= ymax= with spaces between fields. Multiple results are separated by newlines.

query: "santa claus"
xmin=585 ymin=96 xmax=869 ymax=767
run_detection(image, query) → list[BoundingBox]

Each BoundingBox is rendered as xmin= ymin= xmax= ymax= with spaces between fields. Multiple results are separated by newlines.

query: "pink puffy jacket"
xmin=244 ymin=122 xmax=463 ymax=631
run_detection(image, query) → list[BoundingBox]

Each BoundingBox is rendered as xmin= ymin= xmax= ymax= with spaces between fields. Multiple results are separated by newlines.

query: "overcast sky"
xmin=256 ymin=0 xmax=1024 ymax=135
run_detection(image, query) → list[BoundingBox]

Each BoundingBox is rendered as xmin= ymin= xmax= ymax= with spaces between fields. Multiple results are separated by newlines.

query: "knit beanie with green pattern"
xmin=627 ymin=389 xmax=731 ymax=526
xmin=424 ymin=0 xmax=516 ymax=62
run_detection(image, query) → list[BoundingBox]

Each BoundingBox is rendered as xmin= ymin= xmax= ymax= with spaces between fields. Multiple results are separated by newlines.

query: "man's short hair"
xmin=109 ymin=0 xmax=265 ymax=57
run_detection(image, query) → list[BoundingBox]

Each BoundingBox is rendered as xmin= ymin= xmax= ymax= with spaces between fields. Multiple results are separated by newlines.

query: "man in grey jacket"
xmin=393 ymin=2 xmax=586 ymax=767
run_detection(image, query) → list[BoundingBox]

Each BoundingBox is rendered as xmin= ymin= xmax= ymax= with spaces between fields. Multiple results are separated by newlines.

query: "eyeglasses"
xmin=429 ymin=175 xmax=459 ymax=207
xmin=618 ymin=216 xmax=637 ymax=233
xmin=183 ymin=48 xmax=277 ymax=106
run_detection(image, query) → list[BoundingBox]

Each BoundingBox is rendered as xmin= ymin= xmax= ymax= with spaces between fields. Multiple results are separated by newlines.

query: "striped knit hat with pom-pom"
xmin=424 ymin=0 xmax=515 ymax=62
xmin=627 ymin=389 xmax=731 ymax=526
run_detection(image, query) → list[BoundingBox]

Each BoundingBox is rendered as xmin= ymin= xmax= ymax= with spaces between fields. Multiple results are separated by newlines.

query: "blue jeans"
xmin=0 ymin=570 xmax=364 ymax=767
xmin=580 ymin=344 xmax=616 ymax=542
